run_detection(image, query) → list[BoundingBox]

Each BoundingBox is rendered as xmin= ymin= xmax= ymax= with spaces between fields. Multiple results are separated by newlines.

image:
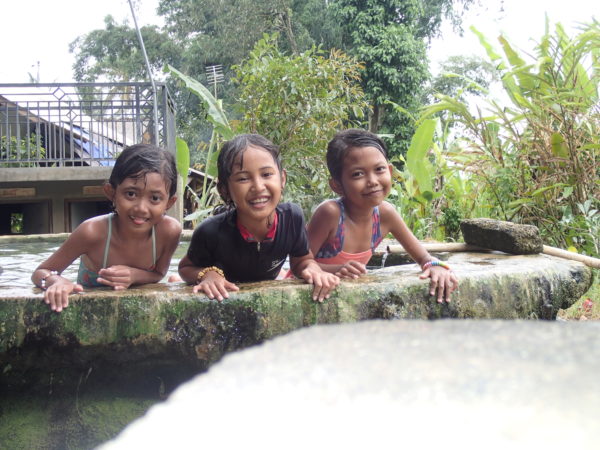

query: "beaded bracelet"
xmin=40 ymin=270 xmax=58 ymax=290
xmin=196 ymin=266 xmax=225 ymax=283
xmin=421 ymin=260 xmax=451 ymax=271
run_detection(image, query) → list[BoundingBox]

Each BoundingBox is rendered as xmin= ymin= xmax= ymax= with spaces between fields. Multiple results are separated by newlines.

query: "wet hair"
xmin=109 ymin=143 xmax=177 ymax=197
xmin=326 ymin=129 xmax=388 ymax=182
xmin=216 ymin=134 xmax=282 ymax=204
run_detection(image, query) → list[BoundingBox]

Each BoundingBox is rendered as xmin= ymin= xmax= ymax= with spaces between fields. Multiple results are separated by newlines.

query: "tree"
xmin=428 ymin=54 xmax=498 ymax=101
xmin=70 ymin=15 xmax=180 ymax=82
xmin=234 ymin=34 xmax=370 ymax=209
xmin=330 ymin=0 xmax=478 ymax=154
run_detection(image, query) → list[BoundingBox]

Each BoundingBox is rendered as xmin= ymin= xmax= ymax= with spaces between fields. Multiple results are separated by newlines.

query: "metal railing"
xmin=0 ymin=83 xmax=175 ymax=167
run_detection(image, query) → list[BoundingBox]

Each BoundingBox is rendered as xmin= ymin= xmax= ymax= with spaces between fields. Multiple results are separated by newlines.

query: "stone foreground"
xmin=0 ymin=251 xmax=592 ymax=389
xmin=102 ymin=320 xmax=600 ymax=449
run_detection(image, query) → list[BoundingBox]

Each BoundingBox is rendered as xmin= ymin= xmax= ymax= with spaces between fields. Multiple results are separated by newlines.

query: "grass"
xmin=557 ymin=269 xmax=600 ymax=321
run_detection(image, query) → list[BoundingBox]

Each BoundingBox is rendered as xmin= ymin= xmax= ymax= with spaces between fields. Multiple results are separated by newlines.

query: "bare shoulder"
xmin=378 ymin=201 xmax=407 ymax=233
xmin=157 ymin=215 xmax=183 ymax=239
xmin=311 ymin=199 xmax=341 ymax=222
xmin=71 ymin=215 xmax=109 ymax=242
xmin=378 ymin=201 xmax=402 ymax=220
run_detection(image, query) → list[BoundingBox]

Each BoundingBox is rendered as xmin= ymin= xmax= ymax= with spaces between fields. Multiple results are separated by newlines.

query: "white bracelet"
xmin=40 ymin=270 xmax=58 ymax=290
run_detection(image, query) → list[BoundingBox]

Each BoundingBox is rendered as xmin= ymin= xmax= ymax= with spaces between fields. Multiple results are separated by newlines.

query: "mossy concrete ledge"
xmin=0 ymin=252 xmax=592 ymax=389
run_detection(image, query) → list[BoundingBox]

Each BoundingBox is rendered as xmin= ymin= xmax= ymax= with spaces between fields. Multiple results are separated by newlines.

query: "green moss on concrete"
xmin=0 ymin=390 xmax=158 ymax=450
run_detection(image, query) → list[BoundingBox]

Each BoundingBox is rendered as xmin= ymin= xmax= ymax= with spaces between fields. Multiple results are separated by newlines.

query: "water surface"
xmin=0 ymin=241 xmax=188 ymax=290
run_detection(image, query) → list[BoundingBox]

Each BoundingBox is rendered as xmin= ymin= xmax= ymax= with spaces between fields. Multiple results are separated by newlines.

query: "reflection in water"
xmin=0 ymin=241 xmax=188 ymax=289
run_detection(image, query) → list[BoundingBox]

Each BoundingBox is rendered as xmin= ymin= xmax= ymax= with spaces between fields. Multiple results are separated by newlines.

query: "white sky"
xmin=0 ymin=0 xmax=597 ymax=83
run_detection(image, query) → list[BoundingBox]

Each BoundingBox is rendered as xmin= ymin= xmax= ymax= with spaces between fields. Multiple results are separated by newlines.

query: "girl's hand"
xmin=419 ymin=266 xmax=458 ymax=304
xmin=301 ymin=268 xmax=340 ymax=303
xmin=193 ymin=271 xmax=239 ymax=302
xmin=44 ymin=279 xmax=84 ymax=313
xmin=98 ymin=265 xmax=135 ymax=290
xmin=335 ymin=261 xmax=367 ymax=279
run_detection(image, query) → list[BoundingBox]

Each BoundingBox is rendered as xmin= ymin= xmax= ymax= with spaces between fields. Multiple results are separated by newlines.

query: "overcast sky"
xmin=0 ymin=0 xmax=597 ymax=83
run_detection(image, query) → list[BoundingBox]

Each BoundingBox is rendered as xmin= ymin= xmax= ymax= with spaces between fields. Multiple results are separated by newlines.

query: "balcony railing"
xmin=0 ymin=83 xmax=175 ymax=167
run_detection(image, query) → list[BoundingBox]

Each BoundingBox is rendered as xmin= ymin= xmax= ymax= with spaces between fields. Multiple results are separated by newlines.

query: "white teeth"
xmin=250 ymin=198 xmax=269 ymax=204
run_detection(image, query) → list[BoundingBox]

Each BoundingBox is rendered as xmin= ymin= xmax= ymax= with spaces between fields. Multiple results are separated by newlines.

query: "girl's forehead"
xmin=233 ymin=145 xmax=278 ymax=169
xmin=122 ymin=172 xmax=169 ymax=192
xmin=344 ymin=146 xmax=386 ymax=163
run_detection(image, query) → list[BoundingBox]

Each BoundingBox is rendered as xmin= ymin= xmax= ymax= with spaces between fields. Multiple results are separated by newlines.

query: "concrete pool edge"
xmin=0 ymin=252 xmax=593 ymax=390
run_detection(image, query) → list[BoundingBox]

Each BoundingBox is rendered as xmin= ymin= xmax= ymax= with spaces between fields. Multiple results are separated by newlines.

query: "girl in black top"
xmin=178 ymin=134 xmax=339 ymax=302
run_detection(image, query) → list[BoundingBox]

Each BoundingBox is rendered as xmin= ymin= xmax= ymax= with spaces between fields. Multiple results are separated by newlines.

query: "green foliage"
xmin=166 ymin=69 xmax=233 ymax=225
xmin=331 ymin=0 xmax=477 ymax=155
xmin=427 ymin=54 xmax=498 ymax=101
xmin=1 ymin=135 xmax=46 ymax=167
xmin=166 ymin=65 xmax=235 ymax=141
xmin=418 ymin=19 xmax=600 ymax=255
xmin=233 ymin=33 xmax=370 ymax=209
xmin=175 ymin=137 xmax=190 ymax=179
xmin=70 ymin=15 xmax=179 ymax=82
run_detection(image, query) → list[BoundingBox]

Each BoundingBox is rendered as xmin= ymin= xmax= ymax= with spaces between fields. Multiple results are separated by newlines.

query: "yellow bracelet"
xmin=196 ymin=266 xmax=225 ymax=283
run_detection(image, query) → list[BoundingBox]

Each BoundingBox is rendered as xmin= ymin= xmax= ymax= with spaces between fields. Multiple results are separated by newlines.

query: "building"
xmin=0 ymin=83 xmax=178 ymax=234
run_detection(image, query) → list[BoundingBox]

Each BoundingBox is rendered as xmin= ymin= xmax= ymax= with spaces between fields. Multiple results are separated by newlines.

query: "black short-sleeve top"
xmin=186 ymin=202 xmax=309 ymax=282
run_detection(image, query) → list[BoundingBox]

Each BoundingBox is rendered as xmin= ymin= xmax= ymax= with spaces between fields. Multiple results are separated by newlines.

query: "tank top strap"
xmin=335 ymin=198 xmax=346 ymax=250
xmin=371 ymin=206 xmax=383 ymax=250
xmin=151 ymin=224 xmax=156 ymax=265
xmin=102 ymin=213 xmax=113 ymax=268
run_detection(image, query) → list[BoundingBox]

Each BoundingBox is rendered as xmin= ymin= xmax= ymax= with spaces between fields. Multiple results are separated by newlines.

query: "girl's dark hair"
xmin=326 ymin=129 xmax=388 ymax=181
xmin=216 ymin=134 xmax=282 ymax=204
xmin=109 ymin=144 xmax=177 ymax=197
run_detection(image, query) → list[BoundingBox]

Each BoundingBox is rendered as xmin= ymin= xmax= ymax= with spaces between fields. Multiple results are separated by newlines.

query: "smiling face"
xmin=105 ymin=172 xmax=175 ymax=232
xmin=332 ymin=146 xmax=392 ymax=209
xmin=224 ymin=145 xmax=286 ymax=227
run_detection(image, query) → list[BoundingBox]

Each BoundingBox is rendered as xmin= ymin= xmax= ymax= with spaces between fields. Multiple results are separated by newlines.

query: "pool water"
xmin=0 ymin=240 xmax=189 ymax=290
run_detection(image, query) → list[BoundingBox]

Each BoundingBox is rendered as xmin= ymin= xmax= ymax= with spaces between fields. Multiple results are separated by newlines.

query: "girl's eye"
xmin=236 ymin=176 xmax=248 ymax=182
xmin=152 ymin=195 xmax=163 ymax=203
xmin=125 ymin=191 xmax=136 ymax=198
xmin=351 ymin=171 xmax=363 ymax=178
xmin=376 ymin=166 xmax=387 ymax=172
xmin=262 ymin=171 xmax=275 ymax=178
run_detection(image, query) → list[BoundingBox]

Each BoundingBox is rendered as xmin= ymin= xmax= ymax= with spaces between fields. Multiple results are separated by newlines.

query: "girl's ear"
xmin=103 ymin=183 xmax=115 ymax=201
xmin=280 ymin=168 xmax=287 ymax=190
xmin=166 ymin=195 xmax=177 ymax=210
xmin=329 ymin=178 xmax=344 ymax=196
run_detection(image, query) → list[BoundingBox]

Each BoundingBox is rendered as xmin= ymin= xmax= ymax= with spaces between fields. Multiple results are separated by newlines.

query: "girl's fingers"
xmin=349 ymin=262 xmax=367 ymax=274
xmin=215 ymin=283 xmax=229 ymax=301
xmin=445 ymin=279 xmax=454 ymax=302
xmin=311 ymin=276 xmax=326 ymax=302
xmin=225 ymin=281 xmax=239 ymax=292
xmin=202 ymin=284 xmax=217 ymax=300
xmin=192 ymin=283 xmax=204 ymax=294
xmin=429 ymin=275 xmax=439 ymax=297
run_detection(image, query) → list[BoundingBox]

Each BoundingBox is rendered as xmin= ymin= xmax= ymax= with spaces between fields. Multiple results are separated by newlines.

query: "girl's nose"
xmin=135 ymin=198 xmax=150 ymax=213
xmin=251 ymin=176 xmax=266 ymax=191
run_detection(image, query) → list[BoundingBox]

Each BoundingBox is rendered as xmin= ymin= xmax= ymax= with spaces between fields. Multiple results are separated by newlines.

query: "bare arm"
xmin=381 ymin=201 xmax=458 ymax=303
xmin=31 ymin=221 xmax=100 ymax=312
xmin=380 ymin=201 xmax=431 ymax=267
